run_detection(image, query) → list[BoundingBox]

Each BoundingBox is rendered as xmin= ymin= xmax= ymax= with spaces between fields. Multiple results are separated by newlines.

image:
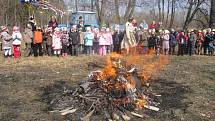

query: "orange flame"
xmin=99 ymin=50 xmax=169 ymax=109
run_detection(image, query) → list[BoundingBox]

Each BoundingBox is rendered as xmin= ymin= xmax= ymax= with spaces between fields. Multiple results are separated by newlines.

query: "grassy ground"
xmin=0 ymin=55 xmax=214 ymax=121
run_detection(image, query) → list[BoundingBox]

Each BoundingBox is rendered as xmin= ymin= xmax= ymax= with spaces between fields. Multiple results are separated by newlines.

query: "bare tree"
xmin=124 ymin=0 xmax=137 ymax=21
xmin=210 ymin=0 xmax=215 ymax=28
xmin=169 ymin=0 xmax=176 ymax=28
xmin=158 ymin=0 xmax=161 ymax=21
xmin=165 ymin=0 xmax=170 ymax=27
xmin=183 ymin=0 xmax=207 ymax=29
xmin=161 ymin=0 xmax=165 ymax=22
xmin=114 ymin=0 xmax=121 ymax=24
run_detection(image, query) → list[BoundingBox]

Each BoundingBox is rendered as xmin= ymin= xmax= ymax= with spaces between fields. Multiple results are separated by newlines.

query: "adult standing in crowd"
xmin=121 ymin=17 xmax=137 ymax=54
xmin=48 ymin=16 xmax=58 ymax=31
xmin=23 ymin=24 xmax=33 ymax=57
xmin=29 ymin=16 xmax=37 ymax=31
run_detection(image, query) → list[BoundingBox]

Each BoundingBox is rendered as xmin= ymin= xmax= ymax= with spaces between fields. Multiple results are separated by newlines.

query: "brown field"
xmin=0 ymin=55 xmax=215 ymax=121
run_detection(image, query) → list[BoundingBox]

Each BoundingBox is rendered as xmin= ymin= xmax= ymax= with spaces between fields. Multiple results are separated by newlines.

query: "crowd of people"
xmin=0 ymin=16 xmax=215 ymax=60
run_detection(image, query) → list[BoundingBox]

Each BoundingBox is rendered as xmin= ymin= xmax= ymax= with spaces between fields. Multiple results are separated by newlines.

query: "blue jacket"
xmin=84 ymin=32 xmax=94 ymax=46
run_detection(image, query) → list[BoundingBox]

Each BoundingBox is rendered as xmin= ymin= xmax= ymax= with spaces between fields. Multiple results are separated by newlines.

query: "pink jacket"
xmin=98 ymin=33 xmax=107 ymax=45
xmin=105 ymin=32 xmax=113 ymax=45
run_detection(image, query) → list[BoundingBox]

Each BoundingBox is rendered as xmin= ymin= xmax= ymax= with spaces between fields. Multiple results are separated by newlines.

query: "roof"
xmin=72 ymin=11 xmax=96 ymax=14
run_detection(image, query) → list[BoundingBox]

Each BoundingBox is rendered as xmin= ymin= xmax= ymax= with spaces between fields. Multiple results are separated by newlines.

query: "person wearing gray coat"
xmin=23 ymin=24 xmax=33 ymax=57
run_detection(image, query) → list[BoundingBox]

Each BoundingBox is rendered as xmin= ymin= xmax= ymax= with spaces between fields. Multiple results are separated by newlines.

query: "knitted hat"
xmin=164 ymin=30 xmax=169 ymax=34
xmin=1 ymin=26 xmax=7 ymax=31
xmin=54 ymin=27 xmax=60 ymax=32
xmin=86 ymin=27 xmax=91 ymax=31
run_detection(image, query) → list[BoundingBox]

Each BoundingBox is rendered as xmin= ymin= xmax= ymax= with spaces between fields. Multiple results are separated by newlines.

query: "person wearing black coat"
xmin=112 ymin=28 xmax=124 ymax=53
xmin=204 ymin=30 xmax=214 ymax=55
xmin=69 ymin=26 xmax=80 ymax=56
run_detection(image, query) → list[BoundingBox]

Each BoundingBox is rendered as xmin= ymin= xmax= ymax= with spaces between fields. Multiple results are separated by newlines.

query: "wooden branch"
xmin=130 ymin=112 xmax=144 ymax=118
xmin=60 ymin=109 xmax=77 ymax=116
xmin=80 ymin=109 xmax=95 ymax=121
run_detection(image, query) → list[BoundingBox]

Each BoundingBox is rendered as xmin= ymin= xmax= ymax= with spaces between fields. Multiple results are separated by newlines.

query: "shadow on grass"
xmin=145 ymin=79 xmax=194 ymax=120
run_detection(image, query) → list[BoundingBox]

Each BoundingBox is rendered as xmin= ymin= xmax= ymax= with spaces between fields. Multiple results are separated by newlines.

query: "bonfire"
xmin=48 ymin=52 xmax=169 ymax=121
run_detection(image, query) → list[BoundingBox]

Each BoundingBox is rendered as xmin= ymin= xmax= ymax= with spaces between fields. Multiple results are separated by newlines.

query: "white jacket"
xmin=52 ymin=33 xmax=62 ymax=50
xmin=12 ymin=32 xmax=22 ymax=45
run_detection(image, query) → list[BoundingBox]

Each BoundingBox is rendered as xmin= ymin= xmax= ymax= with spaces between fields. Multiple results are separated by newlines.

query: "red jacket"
xmin=149 ymin=24 xmax=157 ymax=29
xmin=177 ymin=32 xmax=188 ymax=44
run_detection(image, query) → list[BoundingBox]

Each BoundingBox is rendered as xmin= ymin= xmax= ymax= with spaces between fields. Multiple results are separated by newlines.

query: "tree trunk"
xmin=91 ymin=0 xmax=94 ymax=11
xmin=100 ymin=0 xmax=106 ymax=25
xmin=75 ymin=0 xmax=78 ymax=11
xmin=114 ymin=0 xmax=121 ymax=24
xmin=128 ymin=0 xmax=137 ymax=18
xmin=158 ymin=0 xmax=161 ymax=22
xmin=183 ymin=2 xmax=194 ymax=29
xmin=165 ymin=0 xmax=170 ymax=27
xmin=124 ymin=0 xmax=132 ymax=21
xmin=169 ymin=0 xmax=176 ymax=29
xmin=210 ymin=0 xmax=215 ymax=28
xmin=124 ymin=0 xmax=137 ymax=22
xmin=162 ymin=0 xmax=165 ymax=23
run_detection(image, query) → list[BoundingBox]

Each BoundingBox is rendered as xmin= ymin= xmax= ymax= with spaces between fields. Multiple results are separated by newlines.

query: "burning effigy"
xmin=47 ymin=52 xmax=169 ymax=121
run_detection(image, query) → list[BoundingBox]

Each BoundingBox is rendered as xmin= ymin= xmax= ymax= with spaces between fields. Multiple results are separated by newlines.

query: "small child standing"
xmin=61 ymin=27 xmax=69 ymax=57
xmin=46 ymin=27 xmax=53 ymax=56
xmin=84 ymin=27 xmax=94 ymax=55
xmin=105 ymin=28 xmax=113 ymax=54
xmin=12 ymin=26 xmax=22 ymax=59
xmin=98 ymin=27 xmax=107 ymax=56
xmin=0 ymin=26 xmax=12 ymax=58
xmin=33 ymin=27 xmax=43 ymax=57
xmin=52 ymin=27 xmax=62 ymax=57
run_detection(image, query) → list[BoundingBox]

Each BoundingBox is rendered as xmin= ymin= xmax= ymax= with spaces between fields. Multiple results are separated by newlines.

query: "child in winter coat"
xmin=84 ymin=27 xmax=94 ymax=54
xmin=33 ymin=27 xmax=43 ymax=57
xmin=161 ymin=30 xmax=170 ymax=55
xmin=52 ymin=27 xmax=62 ymax=56
xmin=98 ymin=27 xmax=107 ymax=56
xmin=208 ymin=41 xmax=215 ymax=56
xmin=105 ymin=28 xmax=113 ymax=54
xmin=69 ymin=25 xmax=80 ymax=56
xmin=12 ymin=26 xmax=22 ymax=59
xmin=0 ymin=26 xmax=12 ymax=58
xmin=113 ymin=25 xmax=123 ymax=53
xmin=61 ymin=27 xmax=69 ymax=57
xmin=46 ymin=27 xmax=53 ymax=56
xmin=196 ymin=31 xmax=204 ymax=55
